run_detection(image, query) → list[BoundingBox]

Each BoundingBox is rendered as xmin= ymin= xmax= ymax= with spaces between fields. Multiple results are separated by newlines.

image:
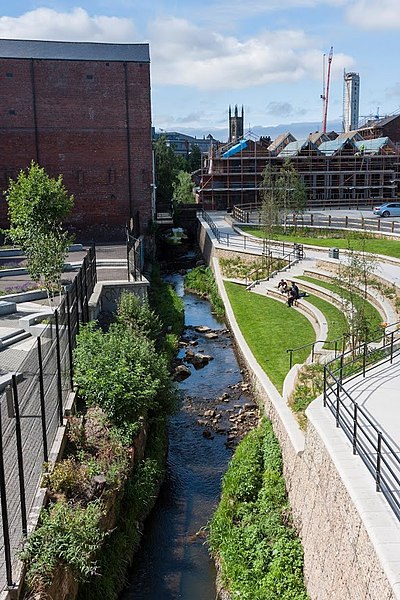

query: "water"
xmin=120 ymin=274 xmax=254 ymax=600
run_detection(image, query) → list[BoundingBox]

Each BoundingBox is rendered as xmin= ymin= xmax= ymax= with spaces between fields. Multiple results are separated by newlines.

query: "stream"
xmin=120 ymin=270 xmax=258 ymax=600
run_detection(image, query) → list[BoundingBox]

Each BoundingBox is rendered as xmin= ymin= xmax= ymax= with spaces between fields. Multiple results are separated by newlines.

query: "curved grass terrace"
xmin=298 ymin=275 xmax=383 ymax=331
xmin=224 ymin=281 xmax=315 ymax=392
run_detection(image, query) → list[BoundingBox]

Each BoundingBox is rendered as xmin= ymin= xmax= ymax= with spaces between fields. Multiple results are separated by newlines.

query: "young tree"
xmin=172 ymin=171 xmax=195 ymax=207
xmin=5 ymin=161 xmax=73 ymax=304
xmin=336 ymin=235 xmax=379 ymax=351
xmin=275 ymin=159 xmax=307 ymax=229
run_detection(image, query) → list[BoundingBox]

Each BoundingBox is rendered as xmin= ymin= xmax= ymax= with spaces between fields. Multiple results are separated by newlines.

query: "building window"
xmin=6 ymin=73 xmax=13 ymax=78
xmin=9 ymin=109 xmax=16 ymax=115
xmin=86 ymin=74 xmax=93 ymax=80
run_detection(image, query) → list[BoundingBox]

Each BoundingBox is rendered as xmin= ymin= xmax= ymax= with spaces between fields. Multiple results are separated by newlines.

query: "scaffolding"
xmin=198 ymin=134 xmax=400 ymax=211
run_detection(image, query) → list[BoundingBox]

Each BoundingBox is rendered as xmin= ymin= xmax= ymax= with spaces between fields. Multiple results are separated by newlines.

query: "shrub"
xmin=209 ymin=418 xmax=308 ymax=599
xmin=73 ymin=322 xmax=174 ymax=440
xmin=20 ymin=500 xmax=106 ymax=590
xmin=184 ymin=266 xmax=225 ymax=316
xmin=117 ymin=292 xmax=162 ymax=343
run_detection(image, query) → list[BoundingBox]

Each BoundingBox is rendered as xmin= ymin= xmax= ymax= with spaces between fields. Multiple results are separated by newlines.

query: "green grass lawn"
xmin=298 ymin=275 xmax=383 ymax=331
xmin=224 ymin=282 xmax=315 ymax=392
xmin=240 ymin=226 xmax=400 ymax=259
xmin=301 ymin=293 xmax=348 ymax=349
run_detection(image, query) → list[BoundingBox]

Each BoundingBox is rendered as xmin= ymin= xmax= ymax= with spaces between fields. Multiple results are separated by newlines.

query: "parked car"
xmin=373 ymin=202 xmax=400 ymax=217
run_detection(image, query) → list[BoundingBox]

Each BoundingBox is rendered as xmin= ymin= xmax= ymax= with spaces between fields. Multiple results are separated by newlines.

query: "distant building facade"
xmin=153 ymin=130 xmax=217 ymax=156
xmin=0 ymin=39 xmax=153 ymax=240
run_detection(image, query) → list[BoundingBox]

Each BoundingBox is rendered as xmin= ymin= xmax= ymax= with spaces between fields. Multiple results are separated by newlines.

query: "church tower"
xmin=229 ymin=104 xmax=244 ymax=143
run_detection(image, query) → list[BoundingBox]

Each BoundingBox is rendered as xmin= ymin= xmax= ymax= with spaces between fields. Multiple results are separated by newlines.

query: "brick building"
xmin=0 ymin=39 xmax=153 ymax=240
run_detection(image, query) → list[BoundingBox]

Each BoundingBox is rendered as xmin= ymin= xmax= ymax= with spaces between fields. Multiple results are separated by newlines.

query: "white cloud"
xmin=149 ymin=17 xmax=353 ymax=90
xmin=347 ymin=0 xmax=400 ymax=29
xmin=0 ymin=7 xmax=136 ymax=42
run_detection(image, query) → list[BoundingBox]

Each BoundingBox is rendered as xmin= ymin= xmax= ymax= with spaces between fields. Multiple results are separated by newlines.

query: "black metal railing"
xmin=201 ymin=209 xmax=304 ymax=263
xmin=286 ymin=336 xmax=345 ymax=370
xmin=323 ymin=324 xmax=400 ymax=521
xmin=126 ymin=226 xmax=144 ymax=282
xmin=0 ymin=246 xmax=97 ymax=591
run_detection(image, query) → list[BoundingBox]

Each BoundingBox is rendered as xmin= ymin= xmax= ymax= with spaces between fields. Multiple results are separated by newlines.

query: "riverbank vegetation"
xmin=224 ymin=282 xmax=315 ymax=391
xmin=20 ymin=291 xmax=178 ymax=598
xmin=209 ymin=417 xmax=309 ymax=600
xmin=184 ymin=265 xmax=225 ymax=316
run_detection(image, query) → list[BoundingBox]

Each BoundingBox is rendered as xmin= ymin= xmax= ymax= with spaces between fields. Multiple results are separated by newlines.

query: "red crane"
xmin=321 ymin=46 xmax=333 ymax=134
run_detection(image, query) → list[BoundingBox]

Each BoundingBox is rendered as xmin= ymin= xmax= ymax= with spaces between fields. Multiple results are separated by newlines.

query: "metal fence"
xmin=232 ymin=204 xmax=400 ymax=236
xmin=323 ymin=326 xmax=400 ymax=521
xmin=126 ymin=226 xmax=144 ymax=282
xmin=0 ymin=245 xmax=97 ymax=592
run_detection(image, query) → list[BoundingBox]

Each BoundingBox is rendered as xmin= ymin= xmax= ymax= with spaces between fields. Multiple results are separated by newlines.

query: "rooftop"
xmin=0 ymin=38 xmax=150 ymax=62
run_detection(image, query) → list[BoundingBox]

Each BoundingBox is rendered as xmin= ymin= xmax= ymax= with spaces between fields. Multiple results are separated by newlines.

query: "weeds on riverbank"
xmin=209 ymin=417 xmax=309 ymax=600
xmin=19 ymin=288 xmax=178 ymax=598
xmin=185 ymin=266 xmax=225 ymax=317
xmin=149 ymin=263 xmax=185 ymax=362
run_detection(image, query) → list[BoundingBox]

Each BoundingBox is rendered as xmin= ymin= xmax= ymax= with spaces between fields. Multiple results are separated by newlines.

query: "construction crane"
xmin=321 ymin=46 xmax=333 ymax=134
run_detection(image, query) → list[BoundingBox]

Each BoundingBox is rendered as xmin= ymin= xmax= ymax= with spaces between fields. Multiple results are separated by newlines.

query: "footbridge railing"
xmin=323 ymin=322 xmax=400 ymax=521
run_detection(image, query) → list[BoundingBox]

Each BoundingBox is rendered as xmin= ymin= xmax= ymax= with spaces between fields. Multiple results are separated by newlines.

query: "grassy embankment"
xmin=239 ymin=225 xmax=400 ymax=259
xmin=224 ymin=282 xmax=315 ymax=392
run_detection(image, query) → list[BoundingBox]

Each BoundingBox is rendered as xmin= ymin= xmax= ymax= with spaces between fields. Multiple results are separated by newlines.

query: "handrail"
xmin=201 ymin=210 xmax=304 ymax=263
xmin=287 ymin=320 xmax=400 ymax=370
xmin=323 ymin=322 xmax=400 ymax=521
xmin=286 ymin=336 xmax=345 ymax=369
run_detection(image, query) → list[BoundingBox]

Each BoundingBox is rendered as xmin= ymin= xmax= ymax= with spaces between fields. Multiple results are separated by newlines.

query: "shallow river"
xmin=120 ymin=274 xmax=252 ymax=600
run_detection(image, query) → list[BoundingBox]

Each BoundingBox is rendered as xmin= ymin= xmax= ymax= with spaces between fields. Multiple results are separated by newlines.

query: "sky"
xmin=1 ymin=0 xmax=400 ymax=141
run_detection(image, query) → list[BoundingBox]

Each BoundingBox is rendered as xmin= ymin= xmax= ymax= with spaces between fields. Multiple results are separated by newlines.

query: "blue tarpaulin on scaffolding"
xmin=222 ymin=139 xmax=248 ymax=158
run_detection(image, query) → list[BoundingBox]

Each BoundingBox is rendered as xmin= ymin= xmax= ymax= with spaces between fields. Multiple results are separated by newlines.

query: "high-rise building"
xmin=343 ymin=71 xmax=360 ymax=132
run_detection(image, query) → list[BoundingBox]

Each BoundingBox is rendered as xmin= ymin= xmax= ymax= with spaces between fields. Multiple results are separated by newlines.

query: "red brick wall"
xmin=0 ymin=57 xmax=152 ymax=240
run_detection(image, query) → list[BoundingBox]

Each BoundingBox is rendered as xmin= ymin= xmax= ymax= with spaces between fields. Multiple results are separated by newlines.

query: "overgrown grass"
xmin=185 ymin=266 xmax=225 ymax=316
xmin=209 ymin=418 xmax=309 ymax=600
xmin=239 ymin=226 xmax=400 ymax=259
xmin=78 ymin=419 xmax=168 ymax=600
xmin=298 ymin=275 xmax=383 ymax=331
xmin=149 ymin=263 xmax=185 ymax=361
xmin=220 ymin=256 xmax=287 ymax=282
xmin=224 ymin=282 xmax=315 ymax=391
xmin=289 ymin=363 xmax=324 ymax=429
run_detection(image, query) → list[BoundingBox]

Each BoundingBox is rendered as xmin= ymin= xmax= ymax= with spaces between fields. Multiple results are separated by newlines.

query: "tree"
xmin=275 ymin=159 xmax=307 ymax=228
xmin=187 ymin=144 xmax=202 ymax=172
xmin=154 ymin=135 xmax=181 ymax=207
xmin=5 ymin=161 xmax=74 ymax=303
xmin=172 ymin=171 xmax=195 ymax=207
xmin=335 ymin=235 xmax=379 ymax=351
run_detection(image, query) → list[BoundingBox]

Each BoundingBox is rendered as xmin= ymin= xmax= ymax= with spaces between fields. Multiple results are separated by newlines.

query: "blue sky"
xmin=1 ymin=1 xmax=400 ymax=140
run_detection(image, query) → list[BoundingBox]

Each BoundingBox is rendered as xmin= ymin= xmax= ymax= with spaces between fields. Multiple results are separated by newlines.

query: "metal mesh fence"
xmin=0 ymin=246 xmax=96 ymax=591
